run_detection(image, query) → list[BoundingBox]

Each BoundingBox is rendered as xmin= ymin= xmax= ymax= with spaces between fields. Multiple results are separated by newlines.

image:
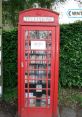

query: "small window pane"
xmin=25 ymin=31 xmax=28 ymax=40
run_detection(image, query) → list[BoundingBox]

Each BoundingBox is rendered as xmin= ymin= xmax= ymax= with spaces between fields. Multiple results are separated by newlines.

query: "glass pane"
xmin=25 ymin=72 xmax=28 ymax=78
xmin=29 ymin=63 xmax=47 ymax=70
xmin=29 ymin=89 xmax=46 ymax=97
xmin=25 ymin=89 xmax=28 ymax=98
xmin=28 ymin=79 xmax=46 ymax=84
xmin=48 ymin=90 xmax=50 ymax=106
xmin=47 ymin=41 xmax=52 ymax=49
xmin=25 ymin=51 xmax=28 ymax=59
xmin=48 ymin=70 xmax=51 ymax=79
xmin=47 ymin=52 xmax=51 ymax=60
xmin=48 ymin=80 xmax=50 ymax=88
xmin=28 ymin=89 xmax=47 ymax=107
xmin=41 ymin=95 xmax=46 ymax=107
xmin=25 ymin=82 xmax=28 ymax=88
xmin=48 ymin=98 xmax=50 ymax=106
xmin=30 ymin=51 xmax=47 ymax=60
xmin=36 ymin=98 xmax=46 ymax=107
xmin=29 ymin=98 xmax=36 ymax=107
xmin=29 ymin=80 xmax=47 ymax=88
xmin=25 ymin=31 xmax=28 ymax=40
xmin=25 ymin=41 xmax=28 ymax=49
xmin=30 ymin=31 xmax=49 ymax=40
xmin=48 ymin=90 xmax=50 ymax=97
xmin=25 ymin=99 xmax=29 ymax=107
xmin=29 ymin=70 xmax=47 ymax=79
xmin=29 ymin=98 xmax=47 ymax=107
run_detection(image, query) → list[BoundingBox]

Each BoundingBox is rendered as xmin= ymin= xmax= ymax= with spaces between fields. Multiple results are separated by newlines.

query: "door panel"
xmin=21 ymin=26 xmax=55 ymax=117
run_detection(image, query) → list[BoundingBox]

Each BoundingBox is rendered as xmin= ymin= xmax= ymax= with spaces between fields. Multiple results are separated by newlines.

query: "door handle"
xmin=21 ymin=62 xmax=24 ymax=68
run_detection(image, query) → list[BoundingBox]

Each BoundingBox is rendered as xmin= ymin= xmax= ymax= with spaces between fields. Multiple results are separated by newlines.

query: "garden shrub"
xmin=60 ymin=21 xmax=82 ymax=87
xmin=3 ymin=29 xmax=17 ymax=91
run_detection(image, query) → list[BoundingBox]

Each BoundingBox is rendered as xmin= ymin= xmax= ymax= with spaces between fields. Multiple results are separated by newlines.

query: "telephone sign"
xmin=18 ymin=8 xmax=60 ymax=117
xmin=23 ymin=16 xmax=54 ymax=22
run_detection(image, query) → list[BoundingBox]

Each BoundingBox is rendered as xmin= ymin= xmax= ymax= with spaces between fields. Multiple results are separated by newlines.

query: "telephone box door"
xmin=20 ymin=26 xmax=56 ymax=117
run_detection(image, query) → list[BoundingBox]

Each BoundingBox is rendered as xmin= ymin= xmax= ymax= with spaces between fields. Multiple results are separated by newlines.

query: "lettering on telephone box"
xmin=23 ymin=17 xmax=54 ymax=22
xmin=18 ymin=8 xmax=60 ymax=117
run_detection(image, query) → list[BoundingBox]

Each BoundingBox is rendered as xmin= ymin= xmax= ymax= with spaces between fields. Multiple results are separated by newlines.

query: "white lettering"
xmin=23 ymin=17 xmax=54 ymax=22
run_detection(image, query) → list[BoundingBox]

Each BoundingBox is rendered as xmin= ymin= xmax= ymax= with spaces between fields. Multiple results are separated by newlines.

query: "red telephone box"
xmin=18 ymin=8 xmax=60 ymax=117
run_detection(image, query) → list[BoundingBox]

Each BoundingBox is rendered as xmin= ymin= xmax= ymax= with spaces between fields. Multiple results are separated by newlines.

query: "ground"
xmin=0 ymin=88 xmax=82 ymax=117
xmin=0 ymin=100 xmax=17 ymax=117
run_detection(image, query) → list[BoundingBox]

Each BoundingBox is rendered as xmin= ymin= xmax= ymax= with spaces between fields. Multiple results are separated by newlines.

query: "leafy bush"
xmin=2 ymin=21 xmax=82 ymax=92
xmin=3 ymin=29 xmax=17 ymax=91
xmin=60 ymin=21 xmax=82 ymax=87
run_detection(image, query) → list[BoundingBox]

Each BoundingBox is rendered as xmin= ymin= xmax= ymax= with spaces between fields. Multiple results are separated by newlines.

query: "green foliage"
xmin=2 ymin=21 xmax=82 ymax=94
xmin=2 ymin=88 xmax=17 ymax=102
xmin=3 ymin=0 xmax=66 ymax=27
xmin=60 ymin=21 xmax=82 ymax=87
xmin=3 ymin=29 xmax=17 ymax=91
xmin=3 ymin=0 xmax=26 ymax=26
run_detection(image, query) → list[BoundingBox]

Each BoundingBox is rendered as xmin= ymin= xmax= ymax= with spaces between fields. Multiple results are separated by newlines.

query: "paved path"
xmin=0 ymin=111 xmax=12 ymax=117
xmin=0 ymin=107 xmax=82 ymax=117
xmin=59 ymin=107 xmax=82 ymax=117
xmin=60 ymin=107 xmax=76 ymax=117
xmin=77 ymin=109 xmax=82 ymax=117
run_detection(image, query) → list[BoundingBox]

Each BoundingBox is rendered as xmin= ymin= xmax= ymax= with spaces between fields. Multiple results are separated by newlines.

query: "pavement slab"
xmin=60 ymin=107 xmax=76 ymax=117
xmin=77 ymin=109 xmax=82 ymax=117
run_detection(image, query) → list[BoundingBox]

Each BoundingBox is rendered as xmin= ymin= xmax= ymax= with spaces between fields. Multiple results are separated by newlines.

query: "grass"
xmin=59 ymin=88 xmax=82 ymax=109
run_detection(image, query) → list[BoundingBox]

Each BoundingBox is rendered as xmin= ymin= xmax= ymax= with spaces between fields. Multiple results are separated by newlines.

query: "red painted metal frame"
xmin=18 ymin=8 xmax=59 ymax=117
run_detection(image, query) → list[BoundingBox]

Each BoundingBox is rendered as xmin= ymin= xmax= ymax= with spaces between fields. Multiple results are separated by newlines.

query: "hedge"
xmin=2 ymin=21 xmax=82 ymax=91
xmin=60 ymin=21 xmax=82 ymax=87
xmin=3 ymin=29 xmax=17 ymax=91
